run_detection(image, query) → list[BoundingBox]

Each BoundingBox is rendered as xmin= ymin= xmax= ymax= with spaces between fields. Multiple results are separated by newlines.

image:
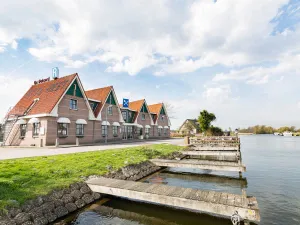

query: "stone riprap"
xmin=0 ymin=160 xmax=163 ymax=225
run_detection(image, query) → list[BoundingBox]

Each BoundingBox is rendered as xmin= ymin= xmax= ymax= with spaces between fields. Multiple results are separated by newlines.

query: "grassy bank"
xmin=0 ymin=144 xmax=184 ymax=212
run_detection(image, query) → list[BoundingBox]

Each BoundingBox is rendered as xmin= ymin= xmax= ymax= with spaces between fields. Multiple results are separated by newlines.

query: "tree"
xmin=207 ymin=126 xmax=223 ymax=136
xmin=198 ymin=110 xmax=216 ymax=134
xmin=164 ymin=102 xmax=176 ymax=119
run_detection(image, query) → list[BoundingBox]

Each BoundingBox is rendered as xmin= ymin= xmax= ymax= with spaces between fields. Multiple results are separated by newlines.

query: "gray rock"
xmin=75 ymin=199 xmax=85 ymax=209
xmin=43 ymin=212 xmax=57 ymax=223
xmin=70 ymin=190 xmax=83 ymax=200
xmin=14 ymin=212 xmax=31 ymax=225
xmin=51 ymin=190 xmax=64 ymax=200
xmin=32 ymin=197 xmax=43 ymax=207
xmin=79 ymin=185 xmax=91 ymax=194
xmin=21 ymin=201 xmax=34 ymax=213
xmin=61 ymin=194 xmax=74 ymax=204
xmin=22 ymin=222 xmax=34 ymax=225
xmin=40 ymin=202 xmax=55 ymax=214
xmin=41 ymin=195 xmax=51 ymax=203
xmin=65 ymin=203 xmax=77 ymax=213
xmin=77 ymin=182 xmax=86 ymax=188
xmin=54 ymin=206 xmax=68 ymax=218
xmin=0 ymin=219 xmax=17 ymax=225
xmin=92 ymin=192 xmax=101 ymax=200
xmin=69 ymin=183 xmax=79 ymax=192
xmin=29 ymin=207 xmax=43 ymax=219
xmin=62 ymin=188 xmax=71 ymax=195
xmin=82 ymin=194 xmax=94 ymax=204
xmin=33 ymin=217 xmax=48 ymax=225
xmin=8 ymin=208 xmax=22 ymax=219
xmin=53 ymin=199 xmax=64 ymax=208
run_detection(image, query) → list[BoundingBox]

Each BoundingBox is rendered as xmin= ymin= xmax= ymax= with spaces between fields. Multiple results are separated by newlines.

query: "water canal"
xmin=56 ymin=135 xmax=300 ymax=225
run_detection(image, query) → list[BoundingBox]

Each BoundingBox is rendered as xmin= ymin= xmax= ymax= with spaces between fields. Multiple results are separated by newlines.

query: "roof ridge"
xmin=85 ymin=86 xmax=113 ymax=92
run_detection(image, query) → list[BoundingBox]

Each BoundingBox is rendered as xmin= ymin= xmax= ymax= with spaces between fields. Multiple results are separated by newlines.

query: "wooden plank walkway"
xmin=191 ymin=146 xmax=240 ymax=151
xmin=87 ymin=177 xmax=260 ymax=223
xmin=150 ymin=159 xmax=246 ymax=172
xmin=184 ymin=150 xmax=240 ymax=157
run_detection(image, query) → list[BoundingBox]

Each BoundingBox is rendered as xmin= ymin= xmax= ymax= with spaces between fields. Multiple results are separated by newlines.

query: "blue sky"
xmin=0 ymin=0 xmax=300 ymax=130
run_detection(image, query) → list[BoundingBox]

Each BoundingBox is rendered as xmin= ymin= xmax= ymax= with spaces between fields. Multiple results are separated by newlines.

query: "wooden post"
xmin=76 ymin=137 xmax=79 ymax=146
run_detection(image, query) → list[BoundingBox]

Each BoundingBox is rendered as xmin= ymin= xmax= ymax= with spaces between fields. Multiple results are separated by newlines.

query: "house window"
xmin=107 ymin=106 xmax=113 ymax=115
xmin=145 ymin=127 xmax=150 ymax=135
xmin=58 ymin=123 xmax=68 ymax=137
xmin=33 ymin=123 xmax=39 ymax=136
xmin=102 ymin=125 xmax=108 ymax=137
xmin=160 ymin=115 xmax=164 ymax=121
xmin=70 ymin=99 xmax=78 ymax=110
xmin=139 ymin=128 xmax=143 ymax=136
xmin=158 ymin=127 xmax=162 ymax=136
xmin=20 ymin=124 xmax=27 ymax=137
xmin=164 ymin=128 xmax=168 ymax=135
xmin=122 ymin=111 xmax=127 ymax=120
xmin=76 ymin=124 xmax=84 ymax=136
xmin=113 ymin=126 xmax=118 ymax=137
xmin=142 ymin=114 xmax=146 ymax=120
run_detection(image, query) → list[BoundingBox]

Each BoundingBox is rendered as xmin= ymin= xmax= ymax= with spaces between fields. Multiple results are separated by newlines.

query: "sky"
xmin=0 ymin=0 xmax=300 ymax=130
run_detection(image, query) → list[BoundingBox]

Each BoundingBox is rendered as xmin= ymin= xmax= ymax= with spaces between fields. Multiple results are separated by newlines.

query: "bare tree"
xmin=164 ymin=102 xmax=176 ymax=119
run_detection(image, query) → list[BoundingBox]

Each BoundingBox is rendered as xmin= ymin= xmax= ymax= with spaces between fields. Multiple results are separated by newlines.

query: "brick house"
xmin=2 ymin=73 xmax=171 ymax=146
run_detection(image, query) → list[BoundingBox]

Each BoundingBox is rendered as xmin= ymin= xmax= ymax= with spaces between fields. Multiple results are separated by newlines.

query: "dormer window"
xmin=161 ymin=115 xmax=164 ymax=121
xmin=142 ymin=114 xmax=146 ymax=120
xmin=107 ymin=106 xmax=113 ymax=115
xmin=70 ymin=99 xmax=78 ymax=110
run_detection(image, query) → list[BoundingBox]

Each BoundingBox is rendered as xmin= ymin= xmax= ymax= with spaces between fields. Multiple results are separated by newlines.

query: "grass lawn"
xmin=0 ymin=144 xmax=184 ymax=212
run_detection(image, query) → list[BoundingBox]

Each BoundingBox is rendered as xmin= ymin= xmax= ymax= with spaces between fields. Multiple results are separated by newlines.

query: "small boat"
xmin=274 ymin=132 xmax=283 ymax=136
xmin=283 ymin=131 xmax=293 ymax=136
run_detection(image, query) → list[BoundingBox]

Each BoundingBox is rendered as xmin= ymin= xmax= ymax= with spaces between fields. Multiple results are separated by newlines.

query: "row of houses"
xmin=2 ymin=73 xmax=171 ymax=147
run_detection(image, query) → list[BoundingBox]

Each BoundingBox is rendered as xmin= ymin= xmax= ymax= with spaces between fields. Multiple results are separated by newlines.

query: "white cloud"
xmin=202 ymin=84 xmax=233 ymax=103
xmin=11 ymin=40 xmax=18 ymax=50
xmin=213 ymin=54 xmax=300 ymax=84
xmin=1 ymin=0 xmax=299 ymax=76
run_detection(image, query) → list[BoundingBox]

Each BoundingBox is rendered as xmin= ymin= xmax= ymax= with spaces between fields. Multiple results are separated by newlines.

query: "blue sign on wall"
xmin=123 ymin=98 xmax=129 ymax=108
xmin=52 ymin=67 xmax=59 ymax=79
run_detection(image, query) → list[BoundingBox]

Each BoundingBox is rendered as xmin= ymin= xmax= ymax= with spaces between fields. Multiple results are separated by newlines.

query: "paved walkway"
xmin=0 ymin=138 xmax=184 ymax=160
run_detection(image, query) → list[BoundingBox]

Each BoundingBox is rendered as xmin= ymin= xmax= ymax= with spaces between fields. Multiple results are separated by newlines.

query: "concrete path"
xmin=0 ymin=138 xmax=184 ymax=160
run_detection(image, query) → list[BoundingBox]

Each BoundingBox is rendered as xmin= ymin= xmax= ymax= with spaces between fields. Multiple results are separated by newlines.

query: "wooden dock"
xmin=150 ymin=159 xmax=246 ymax=172
xmin=184 ymin=150 xmax=240 ymax=157
xmin=87 ymin=177 xmax=260 ymax=223
xmin=190 ymin=146 xmax=240 ymax=151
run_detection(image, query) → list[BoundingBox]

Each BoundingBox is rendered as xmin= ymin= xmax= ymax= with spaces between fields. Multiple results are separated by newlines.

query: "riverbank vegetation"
xmin=0 ymin=144 xmax=184 ymax=212
xmin=238 ymin=125 xmax=299 ymax=134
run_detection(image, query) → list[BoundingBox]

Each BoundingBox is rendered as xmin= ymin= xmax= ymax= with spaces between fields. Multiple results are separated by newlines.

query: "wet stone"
xmin=92 ymin=192 xmax=101 ymax=200
xmin=82 ymin=194 xmax=94 ymax=204
xmin=33 ymin=217 xmax=48 ymax=225
xmin=14 ymin=212 xmax=31 ymax=225
xmin=75 ymin=199 xmax=85 ymax=209
xmin=65 ymin=203 xmax=77 ymax=213
xmin=54 ymin=206 xmax=68 ymax=218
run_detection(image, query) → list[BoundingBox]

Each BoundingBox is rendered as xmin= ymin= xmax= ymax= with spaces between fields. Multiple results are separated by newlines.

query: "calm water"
xmin=58 ymin=135 xmax=300 ymax=225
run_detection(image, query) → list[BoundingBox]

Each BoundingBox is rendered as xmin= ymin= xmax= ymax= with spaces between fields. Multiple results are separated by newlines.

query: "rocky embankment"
xmin=0 ymin=152 xmax=183 ymax=225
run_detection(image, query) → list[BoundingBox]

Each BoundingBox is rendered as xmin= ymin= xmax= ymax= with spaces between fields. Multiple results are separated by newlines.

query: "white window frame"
xmin=122 ymin=111 xmax=127 ymax=120
xmin=76 ymin=124 xmax=84 ymax=136
xmin=58 ymin=123 xmax=68 ymax=137
xmin=20 ymin=124 xmax=27 ymax=137
xmin=70 ymin=99 xmax=78 ymax=110
xmin=113 ymin=126 xmax=118 ymax=137
xmin=107 ymin=106 xmax=113 ymax=115
xmin=33 ymin=123 xmax=39 ymax=137
xmin=145 ymin=127 xmax=150 ymax=135
xmin=142 ymin=114 xmax=146 ymax=120
xmin=102 ymin=125 xmax=108 ymax=137
xmin=158 ymin=127 xmax=162 ymax=136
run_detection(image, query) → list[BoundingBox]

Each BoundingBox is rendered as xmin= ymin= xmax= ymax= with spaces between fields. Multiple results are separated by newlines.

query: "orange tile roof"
xmin=85 ymin=86 xmax=112 ymax=117
xmin=8 ymin=73 xmax=77 ymax=116
xmin=148 ymin=103 xmax=163 ymax=115
xmin=128 ymin=99 xmax=144 ymax=112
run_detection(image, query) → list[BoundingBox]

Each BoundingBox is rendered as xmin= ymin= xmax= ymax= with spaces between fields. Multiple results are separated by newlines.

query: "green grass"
xmin=0 ymin=144 xmax=184 ymax=212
